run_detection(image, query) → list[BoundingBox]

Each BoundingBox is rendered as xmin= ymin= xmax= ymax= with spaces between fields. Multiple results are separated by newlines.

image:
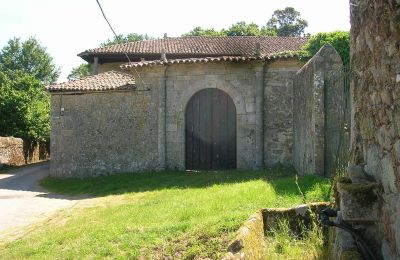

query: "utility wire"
xmin=95 ymin=0 xmax=148 ymax=87
xmin=95 ymin=0 xmax=131 ymax=63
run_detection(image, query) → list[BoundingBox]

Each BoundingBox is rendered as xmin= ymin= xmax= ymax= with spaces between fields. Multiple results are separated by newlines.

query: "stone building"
xmin=47 ymin=36 xmax=341 ymax=177
xmin=343 ymin=0 xmax=400 ymax=258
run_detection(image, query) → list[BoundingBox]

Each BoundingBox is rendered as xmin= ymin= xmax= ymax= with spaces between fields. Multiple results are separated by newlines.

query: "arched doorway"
xmin=185 ymin=88 xmax=236 ymax=170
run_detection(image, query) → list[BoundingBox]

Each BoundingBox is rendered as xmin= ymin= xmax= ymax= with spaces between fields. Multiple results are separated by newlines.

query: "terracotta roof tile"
xmin=46 ymin=71 xmax=135 ymax=92
xmin=78 ymin=36 xmax=308 ymax=62
xmin=120 ymin=52 xmax=300 ymax=69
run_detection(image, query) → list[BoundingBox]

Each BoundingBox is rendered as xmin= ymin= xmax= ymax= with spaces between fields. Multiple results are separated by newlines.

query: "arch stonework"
xmin=165 ymin=70 xmax=252 ymax=170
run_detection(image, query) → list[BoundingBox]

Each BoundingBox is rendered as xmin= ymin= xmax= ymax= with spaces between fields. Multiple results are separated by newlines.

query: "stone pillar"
xmin=157 ymin=66 xmax=167 ymax=169
xmin=255 ymin=68 xmax=264 ymax=169
xmin=92 ymin=57 xmax=99 ymax=75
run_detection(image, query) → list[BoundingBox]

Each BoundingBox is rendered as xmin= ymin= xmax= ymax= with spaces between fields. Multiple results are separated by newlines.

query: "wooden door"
xmin=185 ymin=88 xmax=236 ymax=170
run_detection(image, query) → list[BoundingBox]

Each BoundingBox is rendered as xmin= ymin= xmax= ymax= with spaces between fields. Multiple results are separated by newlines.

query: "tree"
xmin=0 ymin=37 xmax=59 ymax=85
xmin=182 ymin=27 xmax=225 ymax=36
xmin=225 ymin=21 xmax=261 ymax=36
xmin=302 ymin=31 xmax=350 ymax=64
xmin=266 ymin=7 xmax=308 ymax=37
xmin=0 ymin=37 xmax=57 ymax=141
xmin=100 ymin=33 xmax=154 ymax=47
xmin=183 ymin=22 xmax=277 ymax=37
xmin=68 ymin=63 xmax=91 ymax=81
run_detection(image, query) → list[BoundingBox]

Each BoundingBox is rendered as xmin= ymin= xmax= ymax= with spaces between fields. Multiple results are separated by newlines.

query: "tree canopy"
xmin=0 ymin=37 xmax=57 ymax=141
xmin=100 ymin=33 xmax=154 ymax=47
xmin=302 ymin=31 xmax=350 ymax=64
xmin=183 ymin=7 xmax=306 ymax=37
xmin=182 ymin=27 xmax=225 ymax=37
xmin=266 ymin=7 xmax=308 ymax=37
xmin=68 ymin=63 xmax=91 ymax=81
xmin=225 ymin=21 xmax=277 ymax=36
xmin=0 ymin=37 xmax=59 ymax=85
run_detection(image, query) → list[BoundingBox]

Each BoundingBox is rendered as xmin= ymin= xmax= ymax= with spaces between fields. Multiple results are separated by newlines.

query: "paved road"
xmin=0 ymin=162 xmax=82 ymax=241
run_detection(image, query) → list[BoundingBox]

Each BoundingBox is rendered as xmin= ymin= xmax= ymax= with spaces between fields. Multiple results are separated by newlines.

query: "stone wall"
xmin=0 ymin=136 xmax=48 ymax=168
xmin=163 ymin=62 xmax=262 ymax=170
xmin=264 ymin=60 xmax=301 ymax=165
xmin=293 ymin=45 xmax=343 ymax=175
xmin=51 ymin=58 xmax=301 ymax=176
xmin=349 ymin=0 xmax=400 ymax=258
xmin=50 ymin=90 xmax=159 ymax=177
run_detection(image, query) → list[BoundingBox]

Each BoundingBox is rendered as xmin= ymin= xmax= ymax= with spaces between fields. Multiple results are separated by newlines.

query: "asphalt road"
xmin=0 ymin=162 xmax=81 ymax=241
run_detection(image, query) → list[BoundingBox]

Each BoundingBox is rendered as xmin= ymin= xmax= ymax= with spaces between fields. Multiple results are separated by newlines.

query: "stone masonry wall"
xmin=54 ymin=59 xmax=301 ymax=176
xmin=350 ymin=0 xmax=400 ymax=258
xmin=0 ymin=136 xmax=48 ymax=168
xmin=163 ymin=62 xmax=261 ymax=170
xmin=293 ymin=45 xmax=343 ymax=175
xmin=50 ymin=90 xmax=159 ymax=177
xmin=264 ymin=60 xmax=302 ymax=166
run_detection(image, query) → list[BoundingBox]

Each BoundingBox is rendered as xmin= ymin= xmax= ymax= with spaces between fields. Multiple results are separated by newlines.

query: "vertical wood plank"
xmin=185 ymin=98 xmax=193 ymax=169
xmin=192 ymin=93 xmax=200 ymax=169
xmin=185 ymin=89 xmax=236 ymax=170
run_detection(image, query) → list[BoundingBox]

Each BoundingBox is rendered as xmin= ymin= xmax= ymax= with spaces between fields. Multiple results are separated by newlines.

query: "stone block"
xmin=381 ymin=156 xmax=398 ymax=193
xmin=337 ymin=180 xmax=380 ymax=222
xmin=245 ymin=102 xmax=255 ymax=113
xmin=166 ymin=123 xmax=177 ymax=132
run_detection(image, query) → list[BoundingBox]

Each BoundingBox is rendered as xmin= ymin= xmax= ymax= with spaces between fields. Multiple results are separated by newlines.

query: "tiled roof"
xmin=78 ymin=36 xmax=308 ymax=62
xmin=120 ymin=52 xmax=300 ymax=69
xmin=46 ymin=71 xmax=135 ymax=92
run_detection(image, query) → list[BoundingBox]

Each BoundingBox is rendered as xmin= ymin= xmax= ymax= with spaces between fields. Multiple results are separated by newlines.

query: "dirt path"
xmin=0 ymin=162 xmax=86 ymax=241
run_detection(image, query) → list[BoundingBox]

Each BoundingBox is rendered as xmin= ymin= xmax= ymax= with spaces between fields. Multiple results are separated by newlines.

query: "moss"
xmin=336 ymin=176 xmax=352 ymax=184
xmin=340 ymin=249 xmax=363 ymax=260
xmin=338 ymin=181 xmax=380 ymax=207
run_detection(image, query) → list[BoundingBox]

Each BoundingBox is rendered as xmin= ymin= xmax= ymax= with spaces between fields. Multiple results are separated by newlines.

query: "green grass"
xmin=264 ymin=218 xmax=328 ymax=260
xmin=0 ymin=169 xmax=331 ymax=259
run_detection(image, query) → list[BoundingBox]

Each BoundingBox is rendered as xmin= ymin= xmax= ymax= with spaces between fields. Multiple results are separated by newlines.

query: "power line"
xmin=95 ymin=0 xmax=148 ymax=88
xmin=95 ymin=0 xmax=131 ymax=63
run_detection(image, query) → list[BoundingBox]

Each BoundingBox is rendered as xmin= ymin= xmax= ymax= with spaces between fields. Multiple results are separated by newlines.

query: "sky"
xmin=0 ymin=0 xmax=350 ymax=82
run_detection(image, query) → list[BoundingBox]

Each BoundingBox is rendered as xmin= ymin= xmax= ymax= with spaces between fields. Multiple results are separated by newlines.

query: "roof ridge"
xmin=78 ymin=36 xmax=309 ymax=62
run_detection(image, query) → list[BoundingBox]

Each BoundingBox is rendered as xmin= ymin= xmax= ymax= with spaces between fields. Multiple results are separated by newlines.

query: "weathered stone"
xmin=381 ymin=156 xmax=398 ymax=193
xmin=225 ymin=212 xmax=265 ymax=260
xmin=349 ymin=1 xmax=400 ymax=257
xmin=376 ymin=126 xmax=394 ymax=151
xmin=347 ymin=164 xmax=371 ymax=183
xmin=337 ymin=180 xmax=380 ymax=222
xmin=293 ymin=44 xmax=343 ymax=176
xmin=0 ymin=136 xmax=48 ymax=167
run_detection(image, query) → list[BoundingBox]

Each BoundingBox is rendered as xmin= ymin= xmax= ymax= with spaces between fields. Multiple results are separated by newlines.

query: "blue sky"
xmin=0 ymin=0 xmax=350 ymax=82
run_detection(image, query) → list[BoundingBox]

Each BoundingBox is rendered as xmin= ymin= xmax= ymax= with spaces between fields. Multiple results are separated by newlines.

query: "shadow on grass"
xmin=41 ymin=165 xmax=331 ymax=200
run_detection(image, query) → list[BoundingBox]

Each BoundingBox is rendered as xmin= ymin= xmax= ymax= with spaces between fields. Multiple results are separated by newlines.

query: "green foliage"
xmin=1 ymin=169 xmax=330 ymax=258
xmin=67 ymin=63 xmax=90 ymax=81
xmin=302 ymin=31 xmax=350 ymax=64
xmin=225 ymin=21 xmax=261 ymax=36
xmin=0 ymin=37 xmax=57 ymax=141
xmin=183 ymin=7 xmax=306 ymax=37
xmin=100 ymin=33 xmax=154 ymax=47
xmin=0 ymin=37 xmax=59 ymax=85
xmin=182 ymin=26 xmax=226 ymax=36
xmin=266 ymin=7 xmax=308 ymax=37
xmin=183 ymin=22 xmax=277 ymax=37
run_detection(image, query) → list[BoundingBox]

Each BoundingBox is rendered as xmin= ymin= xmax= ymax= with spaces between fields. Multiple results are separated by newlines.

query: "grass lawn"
xmin=0 ymin=168 xmax=331 ymax=259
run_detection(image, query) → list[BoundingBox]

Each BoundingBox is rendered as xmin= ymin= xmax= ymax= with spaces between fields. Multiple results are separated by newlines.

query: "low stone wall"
xmin=222 ymin=202 xmax=330 ymax=259
xmin=0 ymin=136 xmax=49 ymax=168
